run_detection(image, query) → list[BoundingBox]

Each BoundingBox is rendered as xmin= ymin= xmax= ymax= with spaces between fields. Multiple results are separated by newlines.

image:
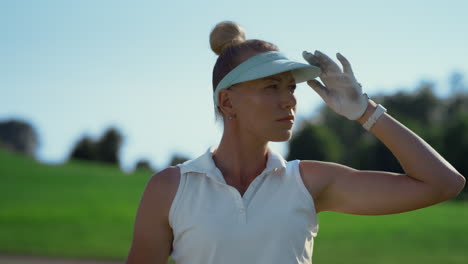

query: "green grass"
xmin=0 ymin=149 xmax=152 ymax=261
xmin=1 ymin=149 xmax=467 ymax=263
xmin=314 ymin=202 xmax=468 ymax=263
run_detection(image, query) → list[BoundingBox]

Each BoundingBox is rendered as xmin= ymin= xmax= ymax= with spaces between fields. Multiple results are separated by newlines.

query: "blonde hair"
xmin=210 ymin=21 xmax=246 ymax=55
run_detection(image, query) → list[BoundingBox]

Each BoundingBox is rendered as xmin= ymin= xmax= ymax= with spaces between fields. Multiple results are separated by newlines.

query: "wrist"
xmin=357 ymin=99 xmax=378 ymax=125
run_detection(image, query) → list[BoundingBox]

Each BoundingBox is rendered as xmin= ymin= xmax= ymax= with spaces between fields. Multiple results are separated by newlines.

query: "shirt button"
xmin=240 ymin=208 xmax=245 ymax=213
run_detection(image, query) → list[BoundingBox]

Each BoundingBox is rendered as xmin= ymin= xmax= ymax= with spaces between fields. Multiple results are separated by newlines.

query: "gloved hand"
xmin=302 ymin=50 xmax=369 ymax=120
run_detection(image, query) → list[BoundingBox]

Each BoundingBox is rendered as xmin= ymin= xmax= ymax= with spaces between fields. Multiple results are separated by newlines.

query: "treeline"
xmin=0 ymin=122 xmax=189 ymax=173
xmin=287 ymin=79 xmax=468 ymax=200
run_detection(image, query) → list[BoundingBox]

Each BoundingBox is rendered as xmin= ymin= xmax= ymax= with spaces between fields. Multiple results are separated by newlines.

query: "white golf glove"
xmin=302 ymin=50 xmax=369 ymax=120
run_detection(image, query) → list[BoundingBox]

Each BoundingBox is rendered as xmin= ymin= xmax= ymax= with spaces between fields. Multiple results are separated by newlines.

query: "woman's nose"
xmin=281 ymin=91 xmax=297 ymax=109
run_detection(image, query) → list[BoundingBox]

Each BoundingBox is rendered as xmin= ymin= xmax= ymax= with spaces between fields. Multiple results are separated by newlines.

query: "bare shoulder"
xmin=298 ymin=160 xmax=355 ymax=213
xmin=145 ymin=166 xmax=181 ymax=218
xmin=126 ymin=166 xmax=181 ymax=263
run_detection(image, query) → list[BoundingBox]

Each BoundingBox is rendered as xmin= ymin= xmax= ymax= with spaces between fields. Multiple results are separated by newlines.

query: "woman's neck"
xmin=212 ymin=129 xmax=269 ymax=186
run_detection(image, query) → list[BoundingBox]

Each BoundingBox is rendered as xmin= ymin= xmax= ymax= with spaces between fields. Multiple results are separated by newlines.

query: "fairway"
xmin=315 ymin=201 xmax=468 ymax=263
xmin=0 ymin=149 xmax=467 ymax=263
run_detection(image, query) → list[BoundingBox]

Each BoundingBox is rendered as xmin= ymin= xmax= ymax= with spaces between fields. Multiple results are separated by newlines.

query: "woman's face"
xmin=228 ymin=71 xmax=297 ymax=142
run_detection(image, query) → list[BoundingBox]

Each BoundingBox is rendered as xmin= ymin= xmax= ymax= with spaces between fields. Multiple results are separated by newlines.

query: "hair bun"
xmin=210 ymin=21 xmax=246 ymax=55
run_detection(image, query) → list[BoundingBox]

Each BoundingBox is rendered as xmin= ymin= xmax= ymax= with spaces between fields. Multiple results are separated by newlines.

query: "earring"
xmin=228 ymin=115 xmax=233 ymax=120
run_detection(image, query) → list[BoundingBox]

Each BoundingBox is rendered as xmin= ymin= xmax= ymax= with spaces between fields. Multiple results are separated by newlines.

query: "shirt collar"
xmin=178 ymin=145 xmax=287 ymax=181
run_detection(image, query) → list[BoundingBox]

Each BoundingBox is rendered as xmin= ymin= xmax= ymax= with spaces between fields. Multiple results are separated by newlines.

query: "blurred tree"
xmin=0 ymin=119 xmax=38 ymax=157
xmin=169 ymin=154 xmax=190 ymax=166
xmin=380 ymin=83 xmax=440 ymax=128
xmin=440 ymin=112 xmax=468 ymax=199
xmin=69 ymin=127 xmax=123 ymax=166
xmin=316 ymin=106 xmax=365 ymax=166
xmin=95 ymin=127 xmax=122 ymax=165
xmin=69 ymin=136 xmax=96 ymax=161
xmin=449 ymin=72 xmax=465 ymax=94
xmin=287 ymin=122 xmax=342 ymax=162
xmin=445 ymin=92 xmax=468 ymax=118
xmin=134 ymin=159 xmax=156 ymax=172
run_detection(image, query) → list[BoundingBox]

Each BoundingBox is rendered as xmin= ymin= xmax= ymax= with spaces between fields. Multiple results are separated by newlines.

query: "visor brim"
xmin=233 ymin=59 xmax=321 ymax=85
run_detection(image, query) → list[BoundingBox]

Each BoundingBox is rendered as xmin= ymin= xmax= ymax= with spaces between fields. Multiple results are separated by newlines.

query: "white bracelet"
xmin=363 ymin=104 xmax=387 ymax=131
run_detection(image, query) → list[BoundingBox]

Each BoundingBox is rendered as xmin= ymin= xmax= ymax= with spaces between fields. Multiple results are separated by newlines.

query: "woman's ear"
xmin=218 ymin=89 xmax=235 ymax=116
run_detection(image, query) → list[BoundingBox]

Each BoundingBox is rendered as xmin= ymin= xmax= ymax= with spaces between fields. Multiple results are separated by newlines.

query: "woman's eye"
xmin=266 ymin=84 xmax=278 ymax=89
xmin=289 ymin=85 xmax=297 ymax=92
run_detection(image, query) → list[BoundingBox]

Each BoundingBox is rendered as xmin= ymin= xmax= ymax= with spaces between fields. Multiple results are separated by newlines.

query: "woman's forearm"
xmin=356 ymin=99 xmax=466 ymax=197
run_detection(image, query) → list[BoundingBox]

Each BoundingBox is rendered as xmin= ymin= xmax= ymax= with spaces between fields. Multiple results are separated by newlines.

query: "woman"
xmin=126 ymin=21 xmax=465 ymax=264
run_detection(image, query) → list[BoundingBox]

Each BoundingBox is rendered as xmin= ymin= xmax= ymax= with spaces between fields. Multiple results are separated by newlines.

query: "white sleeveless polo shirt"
xmin=169 ymin=145 xmax=319 ymax=264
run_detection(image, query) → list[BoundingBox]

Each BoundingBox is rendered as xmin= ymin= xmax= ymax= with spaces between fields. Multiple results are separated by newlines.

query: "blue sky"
xmin=1 ymin=0 xmax=467 ymax=171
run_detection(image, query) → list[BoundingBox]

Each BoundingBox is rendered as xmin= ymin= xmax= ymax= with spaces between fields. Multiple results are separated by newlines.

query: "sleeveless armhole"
xmin=293 ymin=160 xmax=318 ymax=214
xmin=168 ymin=166 xmax=186 ymax=229
xmin=294 ymin=159 xmax=319 ymax=237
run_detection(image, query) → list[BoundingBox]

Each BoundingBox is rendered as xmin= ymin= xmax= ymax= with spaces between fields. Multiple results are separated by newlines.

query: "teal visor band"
xmin=213 ymin=51 xmax=321 ymax=107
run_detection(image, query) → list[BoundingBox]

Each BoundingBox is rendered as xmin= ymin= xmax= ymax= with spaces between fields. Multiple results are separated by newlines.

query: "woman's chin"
xmin=269 ymin=131 xmax=293 ymax=142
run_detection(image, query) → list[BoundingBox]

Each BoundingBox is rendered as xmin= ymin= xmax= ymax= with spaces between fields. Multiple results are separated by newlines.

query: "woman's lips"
xmin=276 ymin=116 xmax=295 ymax=122
xmin=277 ymin=117 xmax=294 ymax=124
xmin=277 ymin=119 xmax=294 ymax=123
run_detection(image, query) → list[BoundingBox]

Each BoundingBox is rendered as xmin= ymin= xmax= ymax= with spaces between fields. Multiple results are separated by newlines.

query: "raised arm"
xmin=300 ymin=50 xmax=466 ymax=215
xmin=126 ymin=167 xmax=180 ymax=264
xmin=301 ymin=98 xmax=465 ymax=215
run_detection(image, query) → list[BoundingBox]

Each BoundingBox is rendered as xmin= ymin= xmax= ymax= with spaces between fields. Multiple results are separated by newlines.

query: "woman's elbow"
xmin=442 ymin=172 xmax=466 ymax=199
